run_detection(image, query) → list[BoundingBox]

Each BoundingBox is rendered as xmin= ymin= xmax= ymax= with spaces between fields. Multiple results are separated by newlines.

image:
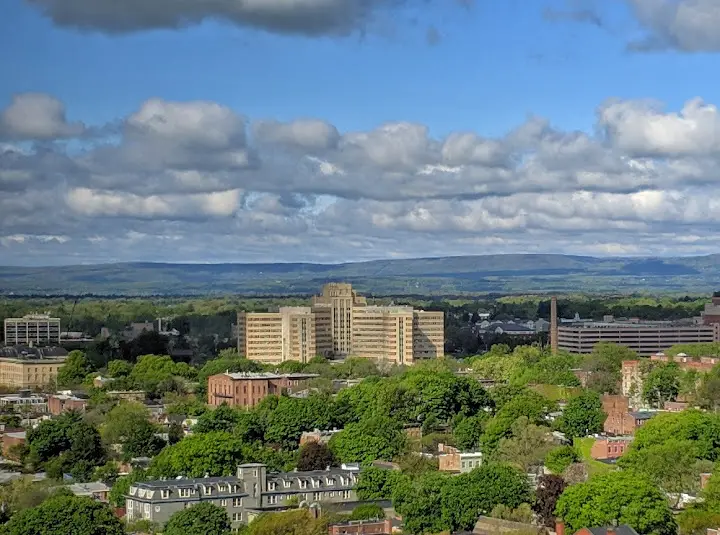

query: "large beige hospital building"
xmin=236 ymin=283 xmax=444 ymax=365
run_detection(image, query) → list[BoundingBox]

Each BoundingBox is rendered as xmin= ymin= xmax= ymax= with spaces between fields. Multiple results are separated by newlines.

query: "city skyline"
xmin=3 ymin=0 xmax=720 ymax=266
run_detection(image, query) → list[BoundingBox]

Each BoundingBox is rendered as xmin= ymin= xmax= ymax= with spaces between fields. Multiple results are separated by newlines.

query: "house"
xmin=328 ymin=519 xmax=392 ymax=535
xmin=0 ymin=391 xmax=47 ymax=413
xmin=300 ymin=428 xmax=342 ymax=447
xmin=125 ymin=463 xmax=361 ymax=530
xmin=68 ymin=482 xmax=111 ymax=502
xmin=2 ymin=431 xmax=26 ymax=456
xmin=437 ymin=444 xmax=483 ymax=473
xmin=590 ymin=436 xmax=633 ymax=460
xmin=472 ymin=516 xmax=547 ymax=535
xmin=563 ymin=523 xmax=639 ymax=535
xmin=48 ymin=392 xmax=88 ymax=415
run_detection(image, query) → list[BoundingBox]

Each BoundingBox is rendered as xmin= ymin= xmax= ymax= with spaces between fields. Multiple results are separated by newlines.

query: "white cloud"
xmin=2 ymin=93 xmax=720 ymax=264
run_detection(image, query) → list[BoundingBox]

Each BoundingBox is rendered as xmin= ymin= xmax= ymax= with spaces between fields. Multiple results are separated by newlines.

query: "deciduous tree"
xmin=164 ymin=502 xmax=230 ymax=535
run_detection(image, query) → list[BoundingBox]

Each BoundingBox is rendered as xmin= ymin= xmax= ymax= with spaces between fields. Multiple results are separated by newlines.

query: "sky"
xmin=2 ymin=0 xmax=720 ymax=266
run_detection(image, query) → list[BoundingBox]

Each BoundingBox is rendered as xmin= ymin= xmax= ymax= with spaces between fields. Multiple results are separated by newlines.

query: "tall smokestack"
xmin=550 ymin=296 xmax=558 ymax=355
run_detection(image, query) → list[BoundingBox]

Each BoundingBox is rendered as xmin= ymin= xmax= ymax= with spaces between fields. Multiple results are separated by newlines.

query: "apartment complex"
xmin=125 ymin=463 xmax=360 ymax=530
xmin=0 ymin=346 xmax=68 ymax=388
xmin=557 ymin=321 xmax=716 ymax=356
xmin=236 ymin=283 xmax=444 ymax=364
xmin=4 ymin=314 xmax=61 ymax=346
xmin=207 ymin=372 xmax=319 ymax=408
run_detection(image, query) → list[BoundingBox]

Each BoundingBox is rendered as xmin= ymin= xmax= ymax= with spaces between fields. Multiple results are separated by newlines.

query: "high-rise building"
xmin=4 ymin=314 xmax=61 ymax=346
xmin=237 ymin=307 xmax=316 ymax=364
xmin=311 ymin=283 xmax=367 ymax=356
xmin=235 ymin=283 xmax=444 ymax=364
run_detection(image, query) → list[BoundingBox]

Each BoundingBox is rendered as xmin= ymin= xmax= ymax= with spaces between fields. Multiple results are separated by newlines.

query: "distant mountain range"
xmin=2 ymin=254 xmax=720 ymax=296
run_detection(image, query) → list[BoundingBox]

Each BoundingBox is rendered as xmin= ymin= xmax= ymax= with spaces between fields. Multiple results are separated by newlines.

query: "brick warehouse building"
xmin=207 ymin=372 xmax=318 ymax=408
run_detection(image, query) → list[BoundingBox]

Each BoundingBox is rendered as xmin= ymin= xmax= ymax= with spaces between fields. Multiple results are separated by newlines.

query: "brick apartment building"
xmin=437 ymin=444 xmax=483 ymax=473
xmin=590 ymin=436 xmax=633 ymax=460
xmin=207 ymin=372 xmax=318 ymax=408
xmin=329 ymin=519 xmax=392 ymax=535
xmin=602 ymin=394 xmax=656 ymax=435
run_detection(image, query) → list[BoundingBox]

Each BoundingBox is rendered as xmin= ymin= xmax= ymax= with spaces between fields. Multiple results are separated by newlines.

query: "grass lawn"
xmin=574 ymin=437 xmax=615 ymax=475
xmin=530 ymin=384 xmax=584 ymax=401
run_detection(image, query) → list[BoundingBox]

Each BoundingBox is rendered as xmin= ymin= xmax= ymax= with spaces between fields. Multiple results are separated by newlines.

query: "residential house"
xmin=48 ymin=391 xmax=88 ymax=415
xmin=437 ymin=444 xmax=483 ymax=473
xmin=2 ymin=431 xmax=26 ymax=456
xmin=328 ymin=519 xmax=392 ymax=535
xmin=590 ymin=437 xmax=633 ymax=460
xmin=0 ymin=391 xmax=47 ymax=413
xmin=68 ymin=482 xmax=111 ymax=502
xmin=300 ymin=428 xmax=342 ymax=447
xmin=125 ymin=463 xmax=361 ymax=530
xmin=472 ymin=516 xmax=547 ymax=535
xmin=602 ymin=395 xmax=657 ymax=435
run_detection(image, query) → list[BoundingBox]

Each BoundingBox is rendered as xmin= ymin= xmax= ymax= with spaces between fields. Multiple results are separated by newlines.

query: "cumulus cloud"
xmin=3 ymin=92 xmax=720 ymax=264
xmin=0 ymin=93 xmax=85 ymax=141
xmin=627 ymin=0 xmax=720 ymax=52
xmin=24 ymin=0 xmax=466 ymax=38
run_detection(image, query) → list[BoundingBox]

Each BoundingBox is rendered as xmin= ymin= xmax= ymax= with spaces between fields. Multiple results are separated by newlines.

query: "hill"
xmin=1 ymin=254 xmax=719 ymax=295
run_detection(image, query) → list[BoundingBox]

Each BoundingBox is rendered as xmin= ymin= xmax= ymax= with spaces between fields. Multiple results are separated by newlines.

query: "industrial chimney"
xmin=550 ymin=296 xmax=558 ymax=355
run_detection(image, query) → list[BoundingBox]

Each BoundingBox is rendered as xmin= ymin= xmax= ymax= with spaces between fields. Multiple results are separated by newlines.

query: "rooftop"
xmin=0 ymin=346 xmax=68 ymax=361
xmin=220 ymin=371 xmax=320 ymax=380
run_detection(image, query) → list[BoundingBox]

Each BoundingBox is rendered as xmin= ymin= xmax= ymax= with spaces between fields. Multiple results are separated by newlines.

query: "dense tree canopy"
xmin=556 ymin=391 xmax=605 ymax=439
xmin=164 ymin=502 xmax=230 ymax=535
xmin=2 ymin=494 xmax=124 ymax=535
xmin=57 ymin=350 xmax=95 ymax=386
xmin=555 ymin=471 xmax=676 ymax=535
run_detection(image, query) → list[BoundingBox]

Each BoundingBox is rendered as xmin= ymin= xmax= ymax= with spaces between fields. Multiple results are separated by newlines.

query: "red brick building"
xmin=207 ymin=372 xmax=318 ymax=408
xmin=2 ymin=431 xmax=26 ymax=457
xmin=328 ymin=519 xmax=391 ymax=535
xmin=602 ymin=395 xmax=656 ymax=435
xmin=590 ymin=436 xmax=633 ymax=460
xmin=48 ymin=393 xmax=88 ymax=415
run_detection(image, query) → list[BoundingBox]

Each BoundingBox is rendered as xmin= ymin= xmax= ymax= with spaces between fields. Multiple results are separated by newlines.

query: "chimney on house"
xmin=555 ymin=519 xmax=565 ymax=535
xmin=550 ymin=296 xmax=559 ymax=355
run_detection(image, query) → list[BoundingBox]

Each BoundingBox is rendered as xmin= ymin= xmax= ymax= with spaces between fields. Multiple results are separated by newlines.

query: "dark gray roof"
xmin=587 ymin=526 xmax=639 ymax=535
xmin=629 ymin=411 xmax=656 ymax=420
xmin=134 ymin=476 xmax=238 ymax=489
xmin=0 ymin=346 xmax=68 ymax=359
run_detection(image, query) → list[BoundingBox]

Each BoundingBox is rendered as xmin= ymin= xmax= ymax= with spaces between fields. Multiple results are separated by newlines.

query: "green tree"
xmin=109 ymin=470 xmax=147 ymax=508
xmin=194 ymin=404 xmax=244 ymax=434
xmin=57 ymin=350 xmax=95 ymax=386
xmin=556 ymin=390 xmax=605 ymax=439
xmin=677 ymin=507 xmax=720 ymax=535
xmin=482 ymin=392 xmax=555 ymax=453
xmin=643 ymin=362 xmax=680 ymax=408
xmin=164 ymin=502 xmax=230 ymax=535
xmin=544 ymin=446 xmax=579 ymax=475
xmin=246 ymin=509 xmax=327 ymax=535
xmin=0 ymin=478 xmax=52 ymax=523
xmin=555 ymin=471 xmax=676 ymax=535
xmin=453 ymin=414 xmax=486 ymax=451
xmin=148 ymin=432 xmax=246 ymax=478
xmin=356 ymin=466 xmax=408 ymax=501
xmin=264 ymin=394 xmax=339 ymax=448
xmin=494 ymin=417 xmax=554 ymax=472
xmin=2 ymin=494 xmax=124 ymax=535
xmin=440 ymin=463 xmax=531 ymax=532
xmin=629 ymin=410 xmax=720 ymax=461
xmin=618 ymin=439 xmax=710 ymax=506
xmin=329 ymin=416 xmax=406 ymax=465
xmin=582 ymin=343 xmax=638 ymax=395
xmin=93 ymin=462 xmax=119 ymax=485
xmin=168 ymin=422 xmax=184 ymax=445
xmin=101 ymin=402 xmax=165 ymax=459
xmin=297 ymin=441 xmax=336 ymax=471
xmin=349 ymin=503 xmax=385 ymax=521
xmin=107 ymin=359 xmax=133 ymax=378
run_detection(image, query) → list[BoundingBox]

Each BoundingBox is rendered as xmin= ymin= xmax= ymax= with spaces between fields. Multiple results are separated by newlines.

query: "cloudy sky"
xmin=2 ymin=0 xmax=720 ymax=266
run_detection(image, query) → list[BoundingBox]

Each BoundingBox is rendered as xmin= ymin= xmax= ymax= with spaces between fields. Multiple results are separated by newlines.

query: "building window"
xmin=313 ymin=492 xmax=321 ymax=501
xmin=179 ymin=488 xmax=191 ymax=498
xmin=221 ymin=499 xmax=227 ymax=507
xmin=233 ymin=513 xmax=242 ymax=522
xmin=283 ymin=480 xmax=291 ymax=488
xmin=161 ymin=490 xmax=169 ymax=499
xmin=268 ymin=495 xmax=278 ymax=505
xmin=342 ymin=490 xmax=350 ymax=499
xmin=268 ymin=482 xmax=276 ymax=491
xmin=219 ymin=485 xmax=227 ymax=492
xmin=233 ymin=498 xmax=243 ymax=507
xmin=205 ymin=486 xmax=214 ymax=495
xmin=299 ymin=480 xmax=307 ymax=489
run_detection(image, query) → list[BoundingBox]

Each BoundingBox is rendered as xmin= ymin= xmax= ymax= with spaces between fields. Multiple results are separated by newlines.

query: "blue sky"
xmin=2 ymin=0 xmax=720 ymax=265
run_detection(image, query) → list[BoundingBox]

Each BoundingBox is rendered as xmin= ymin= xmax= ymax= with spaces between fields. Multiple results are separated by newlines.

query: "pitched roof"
xmin=586 ymin=526 xmax=639 ymax=535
